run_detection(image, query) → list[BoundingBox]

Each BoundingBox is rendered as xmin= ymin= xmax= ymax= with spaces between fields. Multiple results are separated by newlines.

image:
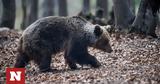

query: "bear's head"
xmin=71 ymin=16 xmax=113 ymax=53
xmin=93 ymin=25 xmax=113 ymax=53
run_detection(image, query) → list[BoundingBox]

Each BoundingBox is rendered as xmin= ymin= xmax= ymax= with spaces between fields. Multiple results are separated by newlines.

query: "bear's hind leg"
xmin=14 ymin=53 xmax=30 ymax=68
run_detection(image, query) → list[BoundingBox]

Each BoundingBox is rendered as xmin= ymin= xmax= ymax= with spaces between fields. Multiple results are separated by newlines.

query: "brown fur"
xmin=14 ymin=16 xmax=112 ymax=72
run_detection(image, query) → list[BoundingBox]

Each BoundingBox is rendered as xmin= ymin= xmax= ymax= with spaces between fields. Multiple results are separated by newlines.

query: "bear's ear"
xmin=94 ymin=25 xmax=103 ymax=37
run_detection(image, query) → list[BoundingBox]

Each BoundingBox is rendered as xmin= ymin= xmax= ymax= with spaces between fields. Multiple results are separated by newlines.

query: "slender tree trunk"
xmin=113 ymin=0 xmax=135 ymax=31
xmin=21 ymin=0 xmax=27 ymax=30
xmin=58 ymin=0 xmax=68 ymax=16
xmin=0 ymin=0 xmax=16 ymax=29
xmin=156 ymin=20 xmax=160 ymax=37
xmin=107 ymin=6 xmax=115 ymax=25
xmin=96 ymin=0 xmax=108 ymax=19
xmin=82 ymin=0 xmax=90 ymax=14
xmin=41 ymin=0 xmax=54 ymax=17
xmin=0 ymin=0 xmax=2 ymax=20
xmin=26 ymin=0 xmax=38 ymax=26
xmin=132 ymin=0 xmax=158 ymax=37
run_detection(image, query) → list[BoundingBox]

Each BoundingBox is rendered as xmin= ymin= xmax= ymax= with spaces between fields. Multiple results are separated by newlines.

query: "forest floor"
xmin=0 ymin=29 xmax=160 ymax=84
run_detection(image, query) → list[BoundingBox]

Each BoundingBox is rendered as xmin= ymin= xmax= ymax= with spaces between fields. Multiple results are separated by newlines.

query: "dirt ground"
xmin=0 ymin=29 xmax=160 ymax=84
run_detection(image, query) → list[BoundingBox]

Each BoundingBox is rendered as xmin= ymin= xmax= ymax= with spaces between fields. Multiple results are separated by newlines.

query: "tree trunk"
xmin=132 ymin=0 xmax=158 ymax=37
xmin=113 ymin=0 xmax=135 ymax=31
xmin=0 ymin=0 xmax=16 ymax=29
xmin=21 ymin=0 xmax=27 ymax=30
xmin=0 ymin=0 xmax=2 ymax=20
xmin=107 ymin=6 xmax=115 ymax=25
xmin=82 ymin=0 xmax=90 ymax=14
xmin=58 ymin=0 xmax=68 ymax=16
xmin=147 ymin=0 xmax=160 ymax=15
xmin=26 ymin=0 xmax=38 ymax=26
xmin=41 ymin=0 xmax=54 ymax=17
xmin=128 ymin=0 xmax=135 ymax=14
xmin=96 ymin=0 xmax=108 ymax=19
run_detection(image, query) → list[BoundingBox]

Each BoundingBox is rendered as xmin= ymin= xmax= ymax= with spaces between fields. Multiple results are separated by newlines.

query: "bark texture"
xmin=128 ymin=0 xmax=135 ymax=14
xmin=0 ymin=0 xmax=16 ymax=29
xmin=58 ymin=0 xmax=68 ymax=16
xmin=26 ymin=0 xmax=38 ymax=26
xmin=21 ymin=0 xmax=27 ymax=30
xmin=132 ymin=0 xmax=158 ymax=37
xmin=82 ymin=0 xmax=90 ymax=14
xmin=41 ymin=0 xmax=54 ymax=17
xmin=113 ymin=0 xmax=135 ymax=31
xmin=96 ymin=0 xmax=108 ymax=19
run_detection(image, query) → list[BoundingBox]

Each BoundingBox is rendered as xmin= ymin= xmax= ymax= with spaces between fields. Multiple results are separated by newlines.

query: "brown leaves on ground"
xmin=0 ymin=29 xmax=160 ymax=84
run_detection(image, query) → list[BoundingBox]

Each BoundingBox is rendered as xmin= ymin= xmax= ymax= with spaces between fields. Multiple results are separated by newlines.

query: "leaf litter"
xmin=0 ymin=29 xmax=160 ymax=84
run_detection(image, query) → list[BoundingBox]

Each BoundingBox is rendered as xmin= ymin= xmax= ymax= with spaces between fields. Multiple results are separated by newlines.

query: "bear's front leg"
xmin=38 ymin=53 xmax=53 ymax=72
xmin=67 ymin=41 xmax=101 ymax=69
xmin=72 ymin=53 xmax=101 ymax=68
xmin=86 ymin=54 xmax=101 ymax=68
xmin=64 ymin=49 xmax=77 ymax=70
xmin=73 ymin=52 xmax=101 ymax=68
xmin=65 ymin=58 xmax=77 ymax=70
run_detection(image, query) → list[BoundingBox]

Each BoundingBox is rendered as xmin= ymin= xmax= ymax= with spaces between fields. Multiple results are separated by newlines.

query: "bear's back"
xmin=22 ymin=16 xmax=69 ymax=37
xmin=21 ymin=16 xmax=72 ymax=54
xmin=21 ymin=16 xmax=97 ymax=51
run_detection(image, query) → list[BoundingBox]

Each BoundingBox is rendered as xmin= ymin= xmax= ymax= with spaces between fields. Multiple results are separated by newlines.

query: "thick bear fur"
xmin=14 ymin=16 xmax=112 ymax=72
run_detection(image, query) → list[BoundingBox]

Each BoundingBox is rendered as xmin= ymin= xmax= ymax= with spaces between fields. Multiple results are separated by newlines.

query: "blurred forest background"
xmin=1 ymin=0 xmax=160 ymax=38
xmin=0 ymin=0 xmax=140 ymax=30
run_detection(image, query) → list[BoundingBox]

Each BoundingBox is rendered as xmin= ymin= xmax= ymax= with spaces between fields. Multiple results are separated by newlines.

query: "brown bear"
xmin=14 ymin=16 xmax=112 ymax=72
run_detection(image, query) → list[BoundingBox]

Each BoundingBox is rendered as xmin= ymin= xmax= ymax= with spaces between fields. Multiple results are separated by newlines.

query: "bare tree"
xmin=82 ymin=0 xmax=90 ymax=14
xmin=41 ymin=0 xmax=55 ymax=17
xmin=128 ymin=0 xmax=135 ymax=14
xmin=0 ymin=0 xmax=16 ymax=29
xmin=107 ymin=6 xmax=115 ymax=25
xmin=0 ymin=0 xmax=2 ymax=20
xmin=147 ymin=0 xmax=160 ymax=15
xmin=21 ymin=0 xmax=27 ymax=30
xmin=113 ymin=0 xmax=135 ymax=31
xmin=132 ymin=0 xmax=158 ymax=37
xmin=26 ymin=0 xmax=38 ymax=26
xmin=58 ymin=0 xmax=68 ymax=16
xmin=96 ymin=0 xmax=108 ymax=19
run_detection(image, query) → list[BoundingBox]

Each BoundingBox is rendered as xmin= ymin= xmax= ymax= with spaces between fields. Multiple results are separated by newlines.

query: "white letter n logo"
xmin=10 ymin=71 xmax=22 ymax=81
